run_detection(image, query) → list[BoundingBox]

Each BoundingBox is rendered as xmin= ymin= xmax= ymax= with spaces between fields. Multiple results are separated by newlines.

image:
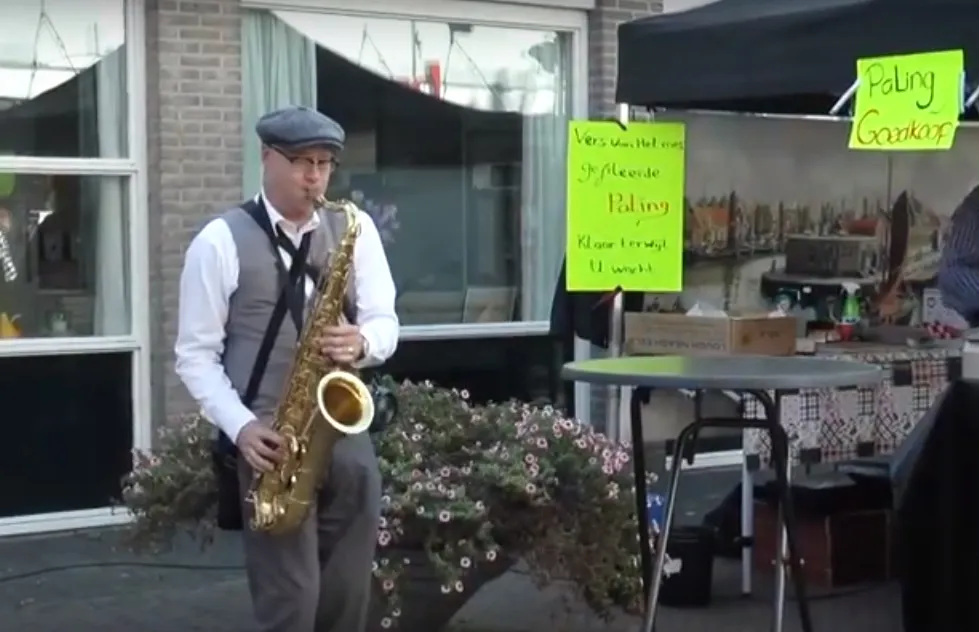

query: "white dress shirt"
xmin=174 ymin=193 xmax=399 ymax=444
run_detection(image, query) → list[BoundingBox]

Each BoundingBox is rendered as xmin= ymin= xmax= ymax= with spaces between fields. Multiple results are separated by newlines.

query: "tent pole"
xmin=605 ymin=102 xmax=631 ymax=444
xmin=829 ymin=79 xmax=859 ymax=116
xmin=965 ymin=84 xmax=979 ymax=110
xmin=834 ymin=73 xmax=972 ymax=115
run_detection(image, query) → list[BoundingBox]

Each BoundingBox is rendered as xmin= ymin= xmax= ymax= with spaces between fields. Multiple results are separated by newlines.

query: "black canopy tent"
xmin=616 ymin=0 xmax=979 ymax=114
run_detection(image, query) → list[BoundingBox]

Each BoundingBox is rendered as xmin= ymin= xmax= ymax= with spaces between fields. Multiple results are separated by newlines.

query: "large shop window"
xmin=242 ymin=9 xmax=571 ymax=326
xmin=0 ymin=0 xmax=129 ymax=338
xmin=0 ymin=0 xmax=135 ymax=522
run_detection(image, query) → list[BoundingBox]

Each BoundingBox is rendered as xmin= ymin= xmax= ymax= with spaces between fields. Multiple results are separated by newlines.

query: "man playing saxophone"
xmin=174 ymin=105 xmax=399 ymax=632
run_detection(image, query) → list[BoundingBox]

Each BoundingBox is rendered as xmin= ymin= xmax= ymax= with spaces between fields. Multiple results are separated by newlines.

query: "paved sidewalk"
xmin=0 ymin=526 xmax=900 ymax=632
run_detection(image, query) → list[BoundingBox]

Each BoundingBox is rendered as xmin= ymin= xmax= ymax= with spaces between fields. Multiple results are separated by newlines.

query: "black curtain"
xmin=893 ymin=379 xmax=979 ymax=632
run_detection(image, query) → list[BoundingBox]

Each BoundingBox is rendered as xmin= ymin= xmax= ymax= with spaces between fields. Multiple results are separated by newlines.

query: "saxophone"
xmin=247 ymin=195 xmax=375 ymax=535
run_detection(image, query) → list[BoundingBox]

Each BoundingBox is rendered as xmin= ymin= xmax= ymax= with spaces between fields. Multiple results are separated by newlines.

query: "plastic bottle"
xmin=837 ymin=282 xmax=861 ymax=341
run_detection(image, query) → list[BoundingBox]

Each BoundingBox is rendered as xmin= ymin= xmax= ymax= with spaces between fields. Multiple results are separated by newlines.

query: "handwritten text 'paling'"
xmin=607 ymin=194 xmax=670 ymax=225
xmin=865 ymin=62 xmax=936 ymax=110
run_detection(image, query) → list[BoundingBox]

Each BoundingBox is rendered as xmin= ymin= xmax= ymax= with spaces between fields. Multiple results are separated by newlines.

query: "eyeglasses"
xmin=272 ymin=146 xmax=339 ymax=173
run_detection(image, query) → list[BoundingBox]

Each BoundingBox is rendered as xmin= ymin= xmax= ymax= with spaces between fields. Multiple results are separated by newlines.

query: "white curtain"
xmin=241 ymin=10 xmax=317 ymax=195
xmin=519 ymin=48 xmax=569 ymax=321
xmin=94 ymin=49 xmax=128 ymax=335
xmin=78 ymin=48 xmax=128 ymax=336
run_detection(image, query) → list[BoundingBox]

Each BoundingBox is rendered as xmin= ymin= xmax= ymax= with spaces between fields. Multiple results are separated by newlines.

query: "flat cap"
xmin=256 ymin=105 xmax=345 ymax=152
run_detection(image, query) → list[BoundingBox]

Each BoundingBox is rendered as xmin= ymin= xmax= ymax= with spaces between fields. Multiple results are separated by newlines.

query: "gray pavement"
xmin=0 ymin=526 xmax=900 ymax=631
xmin=0 ymin=467 xmax=901 ymax=631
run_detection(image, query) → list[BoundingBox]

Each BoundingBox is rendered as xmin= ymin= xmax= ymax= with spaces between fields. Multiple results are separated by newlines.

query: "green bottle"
xmin=840 ymin=282 xmax=861 ymax=325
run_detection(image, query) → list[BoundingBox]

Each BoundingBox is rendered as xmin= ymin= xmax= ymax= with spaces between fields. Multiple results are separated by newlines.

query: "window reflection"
xmin=245 ymin=10 xmax=571 ymax=326
xmin=0 ymin=0 xmax=126 ymax=157
xmin=275 ymin=12 xmax=565 ymax=115
xmin=0 ymin=173 xmax=130 ymax=338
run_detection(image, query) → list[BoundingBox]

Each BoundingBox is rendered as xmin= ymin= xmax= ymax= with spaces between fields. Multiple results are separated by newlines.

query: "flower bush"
xmin=120 ymin=380 xmax=653 ymax=628
xmin=121 ymin=414 xmax=219 ymax=552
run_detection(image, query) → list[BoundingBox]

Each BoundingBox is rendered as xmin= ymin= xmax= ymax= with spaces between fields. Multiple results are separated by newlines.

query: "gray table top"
xmin=562 ymin=355 xmax=885 ymax=391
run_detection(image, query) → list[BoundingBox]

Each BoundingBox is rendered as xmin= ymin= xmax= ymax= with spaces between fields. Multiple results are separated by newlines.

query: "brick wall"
xmin=144 ymin=0 xmax=662 ymax=428
xmin=589 ymin=0 xmax=663 ymax=118
xmin=146 ymin=0 xmax=245 ymax=424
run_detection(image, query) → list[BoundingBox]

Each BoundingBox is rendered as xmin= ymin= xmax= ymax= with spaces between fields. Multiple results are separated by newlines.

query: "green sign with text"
xmin=566 ymin=121 xmax=685 ymax=292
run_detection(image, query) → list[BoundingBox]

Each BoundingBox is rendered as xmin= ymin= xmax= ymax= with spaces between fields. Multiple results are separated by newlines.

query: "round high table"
xmin=562 ymin=355 xmax=884 ymax=632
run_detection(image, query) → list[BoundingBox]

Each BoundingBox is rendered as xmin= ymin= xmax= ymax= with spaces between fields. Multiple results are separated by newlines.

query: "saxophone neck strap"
xmin=243 ymin=197 xmax=313 ymax=334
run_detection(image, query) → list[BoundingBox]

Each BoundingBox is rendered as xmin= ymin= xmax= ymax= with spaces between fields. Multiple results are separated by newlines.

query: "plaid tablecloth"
xmin=741 ymin=343 xmax=962 ymax=469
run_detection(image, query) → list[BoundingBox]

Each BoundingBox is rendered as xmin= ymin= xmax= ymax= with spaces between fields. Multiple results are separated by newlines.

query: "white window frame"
xmin=0 ymin=0 xmax=150 ymax=535
xmin=244 ymin=0 xmax=588 ymax=341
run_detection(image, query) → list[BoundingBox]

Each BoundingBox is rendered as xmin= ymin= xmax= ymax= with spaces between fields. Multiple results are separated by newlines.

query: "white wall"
xmin=662 ymin=0 xmax=717 ymax=13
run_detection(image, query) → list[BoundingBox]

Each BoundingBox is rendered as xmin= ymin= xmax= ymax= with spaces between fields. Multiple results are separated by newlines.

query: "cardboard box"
xmin=624 ymin=312 xmax=797 ymax=357
xmin=754 ymin=503 xmax=892 ymax=588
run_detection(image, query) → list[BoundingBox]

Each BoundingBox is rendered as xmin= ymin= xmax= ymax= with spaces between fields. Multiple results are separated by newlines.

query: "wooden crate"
xmin=753 ymin=502 xmax=891 ymax=588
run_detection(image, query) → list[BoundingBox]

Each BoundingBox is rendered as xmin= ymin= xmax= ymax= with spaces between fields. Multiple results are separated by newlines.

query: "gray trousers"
xmin=238 ymin=433 xmax=381 ymax=632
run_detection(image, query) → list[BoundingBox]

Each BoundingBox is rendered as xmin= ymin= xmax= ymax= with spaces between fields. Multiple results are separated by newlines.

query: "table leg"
xmin=740 ymin=453 xmax=753 ymax=597
xmin=629 ymin=388 xmax=652 ymax=602
xmin=749 ymin=390 xmax=813 ymax=632
xmin=640 ymin=420 xmax=702 ymax=632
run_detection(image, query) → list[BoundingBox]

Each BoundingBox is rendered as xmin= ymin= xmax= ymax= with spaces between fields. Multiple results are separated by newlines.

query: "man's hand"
xmin=236 ymin=420 xmax=283 ymax=473
xmin=318 ymin=324 xmax=364 ymax=365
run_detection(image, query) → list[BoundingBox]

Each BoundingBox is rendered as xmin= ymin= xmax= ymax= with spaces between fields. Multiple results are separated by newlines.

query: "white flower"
xmin=460 ymin=557 xmax=471 ymax=568
xmin=454 ymin=580 xmax=464 ymax=592
xmin=380 ymin=617 xmax=392 ymax=628
xmin=486 ymin=549 xmax=497 ymax=561
xmin=441 ymin=584 xmax=452 ymax=594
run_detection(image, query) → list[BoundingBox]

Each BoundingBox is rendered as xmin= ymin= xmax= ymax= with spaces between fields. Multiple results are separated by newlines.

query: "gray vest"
xmin=220 ymin=205 xmax=352 ymax=419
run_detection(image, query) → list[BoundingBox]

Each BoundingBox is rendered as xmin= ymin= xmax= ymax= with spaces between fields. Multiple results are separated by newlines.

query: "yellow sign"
xmin=566 ymin=121 xmax=685 ymax=292
xmin=849 ymin=49 xmax=963 ymax=151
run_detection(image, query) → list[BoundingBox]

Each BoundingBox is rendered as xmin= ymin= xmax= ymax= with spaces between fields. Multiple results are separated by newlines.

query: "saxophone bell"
xmin=315 ymin=370 xmax=375 ymax=435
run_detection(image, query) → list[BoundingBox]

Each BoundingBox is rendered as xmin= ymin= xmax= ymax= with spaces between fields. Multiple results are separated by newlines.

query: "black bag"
xmin=212 ymin=198 xmax=397 ymax=531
